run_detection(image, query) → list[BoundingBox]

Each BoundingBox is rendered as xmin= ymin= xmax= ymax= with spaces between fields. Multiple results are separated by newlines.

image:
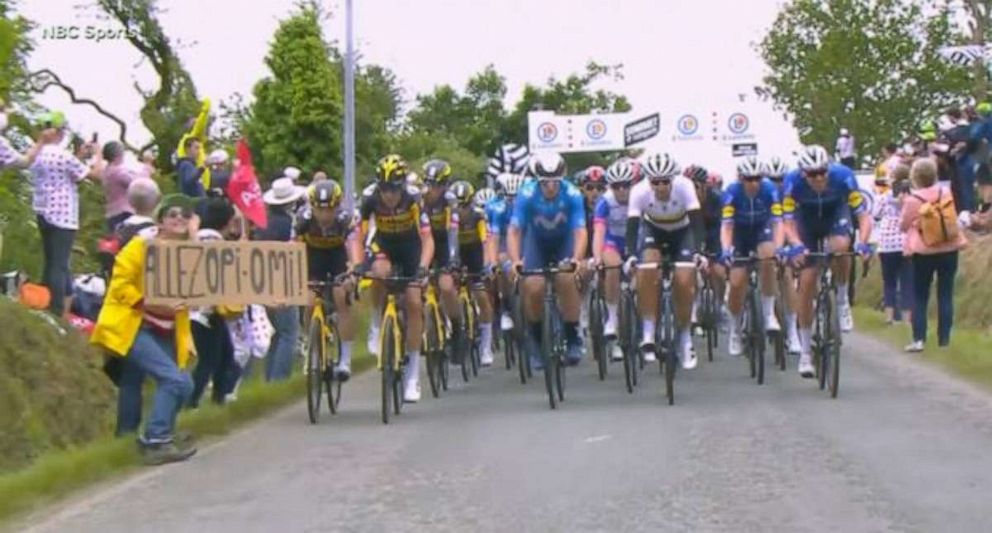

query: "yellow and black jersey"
xmin=359 ymin=184 xmax=429 ymax=241
xmin=295 ymin=207 xmax=356 ymax=250
xmin=455 ymin=206 xmax=487 ymax=246
xmin=422 ymin=193 xmax=453 ymax=237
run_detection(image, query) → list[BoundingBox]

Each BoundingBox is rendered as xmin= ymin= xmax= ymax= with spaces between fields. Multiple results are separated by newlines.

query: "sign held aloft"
xmin=144 ymin=240 xmax=308 ymax=307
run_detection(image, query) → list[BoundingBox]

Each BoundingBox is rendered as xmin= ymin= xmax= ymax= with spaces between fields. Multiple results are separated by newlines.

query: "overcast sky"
xmin=20 ymin=0 xmax=803 ymax=175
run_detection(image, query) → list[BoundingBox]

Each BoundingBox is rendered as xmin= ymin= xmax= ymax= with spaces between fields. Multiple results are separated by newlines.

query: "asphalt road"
xmin=22 ymin=332 xmax=992 ymax=533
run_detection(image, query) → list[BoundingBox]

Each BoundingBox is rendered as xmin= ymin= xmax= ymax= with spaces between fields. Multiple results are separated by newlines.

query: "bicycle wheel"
xmin=774 ymin=293 xmax=786 ymax=372
xmin=325 ymin=321 xmax=342 ymax=414
xmin=815 ymin=292 xmax=829 ymax=391
xmin=380 ymin=316 xmax=395 ymax=425
xmin=750 ymin=287 xmax=765 ymax=385
xmin=827 ymin=290 xmax=842 ymax=398
xmin=460 ymin=298 xmax=472 ymax=383
xmin=702 ymin=286 xmax=715 ymax=362
xmin=542 ymin=306 xmax=557 ymax=410
xmin=661 ymin=293 xmax=676 ymax=406
xmin=619 ymin=289 xmax=636 ymax=394
xmin=305 ymin=320 xmax=323 ymax=424
xmin=424 ymin=305 xmax=442 ymax=398
xmin=503 ymin=328 xmax=516 ymax=371
xmin=589 ymin=290 xmax=607 ymax=381
xmin=553 ymin=312 xmax=566 ymax=403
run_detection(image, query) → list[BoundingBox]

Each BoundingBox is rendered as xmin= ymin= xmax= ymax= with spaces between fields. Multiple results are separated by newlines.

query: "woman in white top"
xmin=875 ymin=165 xmax=913 ymax=324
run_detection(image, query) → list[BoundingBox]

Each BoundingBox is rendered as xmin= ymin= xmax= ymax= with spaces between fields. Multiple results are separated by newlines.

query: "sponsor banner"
xmin=528 ymin=111 xmax=627 ymax=153
xmin=624 ymin=113 xmax=661 ymax=146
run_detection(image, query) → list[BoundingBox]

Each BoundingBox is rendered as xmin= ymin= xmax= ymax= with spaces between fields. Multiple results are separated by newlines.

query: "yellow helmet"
xmin=422 ymin=159 xmax=453 ymax=184
xmin=375 ymin=154 xmax=410 ymax=184
xmin=450 ymin=180 xmax=476 ymax=206
xmin=308 ymin=180 xmax=343 ymax=208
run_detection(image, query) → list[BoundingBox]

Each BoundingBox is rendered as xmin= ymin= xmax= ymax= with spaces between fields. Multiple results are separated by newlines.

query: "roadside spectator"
xmin=189 ymin=197 xmax=242 ymax=407
xmin=283 ymin=166 xmax=302 ymax=183
xmin=206 ymin=149 xmax=231 ymax=194
xmin=117 ymin=178 xmax=162 ymax=244
xmin=0 ymin=107 xmax=54 ymax=170
xmin=312 ymin=170 xmax=328 ymax=183
xmin=836 ymin=128 xmax=857 ymax=169
xmin=30 ymin=111 xmax=103 ymax=316
xmin=91 ymin=193 xmax=198 ymax=465
xmin=255 ymin=177 xmax=306 ymax=381
xmin=875 ymin=165 xmax=913 ymax=324
xmin=99 ymin=141 xmax=149 ymax=232
xmin=900 ymin=158 xmax=968 ymax=353
xmin=141 ymin=148 xmax=157 ymax=177
xmin=176 ymin=138 xmax=205 ymax=198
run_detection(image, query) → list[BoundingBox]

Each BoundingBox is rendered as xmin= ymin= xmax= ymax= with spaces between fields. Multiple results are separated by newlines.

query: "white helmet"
xmin=797 ymin=145 xmax=830 ymax=172
xmin=497 ymin=172 xmax=525 ymax=195
xmin=527 ymin=152 xmax=567 ymax=180
xmin=736 ymin=156 xmax=766 ymax=178
xmin=643 ymin=153 xmax=680 ymax=179
xmin=766 ymin=156 xmax=790 ymax=179
xmin=606 ymin=160 xmax=636 ymax=184
xmin=474 ymin=187 xmax=496 ymax=209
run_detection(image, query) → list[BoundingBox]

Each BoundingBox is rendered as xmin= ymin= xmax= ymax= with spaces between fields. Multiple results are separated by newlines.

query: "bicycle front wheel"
xmin=590 ymin=290 xmax=607 ymax=381
xmin=306 ymin=320 xmax=324 ymax=424
xmin=619 ymin=289 xmax=637 ymax=393
xmin=380 ymin=316 xmax=395 ymax=425
xmin=750 ymin=288 xmax=766 ymax=385
xmin=661 ymin=293 xmax=675 ymax=405
xmin=543 ymin=307 xmax=557 ymax=410
xmin=827 ymin=290 xmax=842 ymax=398
xmin=424 ymin=305 xmax=442 ymax=399
xmin=325 ymin=321 xmax=342 ymax=414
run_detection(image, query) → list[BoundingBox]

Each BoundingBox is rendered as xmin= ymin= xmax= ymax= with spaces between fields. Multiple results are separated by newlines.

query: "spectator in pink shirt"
xmin=99 ymin=141 xmax=150 ymax=232
xmin=900 ymin=158 xmax=968 ymax=352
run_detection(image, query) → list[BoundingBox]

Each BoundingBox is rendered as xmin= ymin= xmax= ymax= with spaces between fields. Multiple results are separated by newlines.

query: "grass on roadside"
xmin=0 ymin=347 xmax=374 ymax=526
xmin=853 ymin=307 xmax=992 ymax=390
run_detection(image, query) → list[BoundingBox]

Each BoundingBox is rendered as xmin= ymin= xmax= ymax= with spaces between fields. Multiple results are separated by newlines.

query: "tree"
xmin=389 ymin=131 xmax=486 ymax=186
xmin=240 ymin=7 xmax=342 ymax=181
xmin=758 ymin=0 xmax=971 ymax=159
xmin=0 ymin=0 xmax=33 ymax=107
xmin=98 ymin=0 xmax=202 ymax=169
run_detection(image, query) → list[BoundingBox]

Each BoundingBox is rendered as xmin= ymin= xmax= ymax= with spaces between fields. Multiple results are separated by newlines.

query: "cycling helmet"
xmin=766 ymin=156 xmax=789 ymax=179
xmin=796 ymin=145 xmax=830 ymax=172
xmin=527 ymin=152 xmax=567 ymax=180
xmin=474 ymin=187 xmax=496 ymax=209
xmin=375 ymin=154 xmax=410 ymax=184
xmin=450 ymin=180 xmax=476 ymax=206
xmin=736 ymin=156 xmax=766 ymax=178
xmin=584 ymin=166 xmax=606 ymax=184
xmin=406 ymin=171 xmax=423 ymax=189
xmin=606 ymin=160 xmax=636 ymax=184
xmin=643 ymin=153 xmax=680 ymax=179
xmin=308 ymin=180 xmax=343 ymax=208
xmin=497 ymin=172 xmax=525 ymax=195
xmin=422 ymin=159 xmax=453 ymax=184
xmin=683 ymin=164 xmax=709 ymax=183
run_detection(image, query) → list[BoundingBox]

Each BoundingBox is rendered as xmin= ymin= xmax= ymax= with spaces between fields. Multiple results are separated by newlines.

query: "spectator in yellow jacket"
xmin=91 ymin=193 xmax=199 ymax=465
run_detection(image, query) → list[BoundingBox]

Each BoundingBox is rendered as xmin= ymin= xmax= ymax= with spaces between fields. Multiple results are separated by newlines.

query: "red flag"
xmin=227 ymin=139 xmax=268 ymax=229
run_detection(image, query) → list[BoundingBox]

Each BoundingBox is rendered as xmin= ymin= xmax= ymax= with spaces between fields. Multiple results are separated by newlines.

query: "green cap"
xmin=154 ymin=193 xmax=198 ymax=221
xmin=38 ymin=110 xmax=66 ymax=129
xmin=978 ymin=102 xmax=992 ymax=115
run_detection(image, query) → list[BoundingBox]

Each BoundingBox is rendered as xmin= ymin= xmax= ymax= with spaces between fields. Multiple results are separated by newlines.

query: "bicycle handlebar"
xmin=516 ymin=262 xmax=578 ymax=277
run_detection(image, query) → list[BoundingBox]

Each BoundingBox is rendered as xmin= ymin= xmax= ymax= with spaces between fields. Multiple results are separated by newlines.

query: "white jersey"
xmin=627 ymin=176 xmax=700 ymax=231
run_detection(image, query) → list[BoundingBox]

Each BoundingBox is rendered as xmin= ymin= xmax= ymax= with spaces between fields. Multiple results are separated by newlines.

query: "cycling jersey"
xmin=627 ymin=176 xmax=700 ymax=232
xmin=699 ymin=188 xmax=723 ymax=255
xmin=485 ymin=196 xmax=511 ymax=238
xmin=422 ymin=191 xmax=456 ymax=268
xmin=296 ymin=207 xmax=356 ymax=281
xmin=359 ymin=183 xmax=430 ymax=277
xmin=593 ymin=190 xmax=627 ymax=253
xmin=782 ymin=164 xmax=864 ymax=252
xmin=511 ymin=180 xmax=585 ymax=268
xmin=721 ymin=178 xmax=782 ymax=257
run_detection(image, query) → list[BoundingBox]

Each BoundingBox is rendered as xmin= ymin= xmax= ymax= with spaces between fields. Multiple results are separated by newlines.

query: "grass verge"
xmin=853 ymin=307 xmax=992 ymax=390
xmin=0 ymin=351 xmax=374 ymax=526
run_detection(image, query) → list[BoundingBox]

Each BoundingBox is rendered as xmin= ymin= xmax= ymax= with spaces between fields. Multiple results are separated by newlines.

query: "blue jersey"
xmin=782 ymin=163 xmax=865 ymax=220
xmin=485 ymin=196 xmax=512 ymax=238
xmin=721 ymin=178 xmax=783 ymax=229
xmin=510 ymin=180 xmax=585 ymax=239
xmin=593 ymin=191 xmax=627 ymax=251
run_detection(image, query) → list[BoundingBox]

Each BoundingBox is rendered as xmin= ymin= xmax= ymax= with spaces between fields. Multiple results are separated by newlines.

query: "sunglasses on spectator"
xmin=649 ymin=177 xmax=672 ymax=186
xmin=610 ymin=182 xmax=632 ymax=190
xmin=163 ymin=207 xmax=192 ymax=220
xmin=584 ymin=184 xmax=606 ymax=192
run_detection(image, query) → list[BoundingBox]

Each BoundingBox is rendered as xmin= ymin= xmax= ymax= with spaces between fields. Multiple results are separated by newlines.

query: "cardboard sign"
xmin=144 ymin=240 xmax=308 ymax=307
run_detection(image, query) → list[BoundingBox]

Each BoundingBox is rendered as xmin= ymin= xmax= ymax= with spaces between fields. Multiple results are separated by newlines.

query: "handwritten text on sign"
xmin=144 ymin=240 xmax=308 ymax=307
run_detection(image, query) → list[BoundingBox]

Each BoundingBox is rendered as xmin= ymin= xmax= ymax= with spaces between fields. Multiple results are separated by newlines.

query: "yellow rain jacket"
xmin=176 ymin=98 xmax=212 ymax=190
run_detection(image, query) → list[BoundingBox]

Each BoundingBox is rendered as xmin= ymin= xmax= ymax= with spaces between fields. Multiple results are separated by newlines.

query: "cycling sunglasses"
xmin=379 ymin=181 xmax=404 ymax=192
xmin=804 ymin=169 xmax=828 ymax=179
xmin=610 ymin=182 xmax=632 ymax=190
xmin=584 ymin=183 xmax=606 ymax=192
xmin=649 ymin=177 xmax=672 ymax=186
xmin=741 ymin=175 xmax=763 ymax=182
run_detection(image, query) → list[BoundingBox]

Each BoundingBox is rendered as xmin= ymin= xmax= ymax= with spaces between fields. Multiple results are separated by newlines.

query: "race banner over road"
xmin=144 ymin=240 xmax=309 ymax=307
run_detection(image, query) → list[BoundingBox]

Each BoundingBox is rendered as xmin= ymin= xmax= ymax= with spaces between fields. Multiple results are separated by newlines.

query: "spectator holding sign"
xmin=91 ymin=193 xmax=198 ymax=465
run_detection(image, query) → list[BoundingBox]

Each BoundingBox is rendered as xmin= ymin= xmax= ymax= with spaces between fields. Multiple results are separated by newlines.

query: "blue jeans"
xmin=116 ymin=357 xmax=145 ymax=436
xmin=265 ymin=306 xmax=299 ymax=381
xmin=911 ymin=252 xmax=958 ymax=346
xmin=127 ymin=327 xmax=193 ymax=444
xmin=37 ymin=215 xmax=75 ymax=316
xmin=880 ymin=252 xmax=913 ymax=320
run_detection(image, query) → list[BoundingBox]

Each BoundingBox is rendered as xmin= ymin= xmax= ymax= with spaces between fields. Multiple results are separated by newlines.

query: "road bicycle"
xmin=304 ymin=273 xmax=353 ymax=424
xmin=423 ymin=270 xmax=449 ymax=399
xmin=517 ymin=261 xmax=576 ymax=410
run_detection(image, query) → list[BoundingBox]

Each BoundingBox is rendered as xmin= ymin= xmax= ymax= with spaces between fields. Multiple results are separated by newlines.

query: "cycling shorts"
xmin=523 ymin=229 xmax=575 ymax=270
xmin=375 ymin=236 xmax=421 ymax=278
xmin=795 ymin=204 xmax=852 ymax=253
xmin=460 ymin=243 xmax=485 ymax=275
xmin=307 ymin=247 xmax=348 ymax=282
xmin=732 ymin=222 xmax=774 ymax=260
xmin=637 ymin=223 xmax=695 ymax=265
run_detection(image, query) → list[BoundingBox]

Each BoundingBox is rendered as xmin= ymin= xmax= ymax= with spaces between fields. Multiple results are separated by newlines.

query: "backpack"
xmin=912 ymin=189 xmax=959 ymax=246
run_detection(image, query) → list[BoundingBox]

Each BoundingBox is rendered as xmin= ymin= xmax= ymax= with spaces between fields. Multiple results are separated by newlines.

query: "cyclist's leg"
xmin=670 ymin=230 xmax=697 ymax=366
xmin=603 ymin=245 xmax=622 ymax=336
xmin=367 ymin=253 xmax=390 ymax=355
xmin=552 ymin=231 xmax=583 ymax=363
xmin=497 ymin=252 xmax=514 ymax=330
xmin=464 ymin=244 xmax=495 ymax=365
xmin=637 ymin=227 xmax=662 ymax=357
xmin=756 ymin=240 xmax=779 ymax=330
xmin=328 ymin=250 xmax=354 ymax=376
xmin=521 ymin=229 xmax=550 ymax=368
xmin=828 ymin=207 xmax=855 ymax=331
xmin=727 ymin=262 xmax=748 ymax=356
xmin=438 ymin=273 xmax=460 ymax=325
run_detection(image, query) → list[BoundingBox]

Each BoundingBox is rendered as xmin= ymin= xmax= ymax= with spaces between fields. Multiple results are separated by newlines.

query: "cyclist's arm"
xmin=781 ymin=177 xmax=802 ymax=246
xmin=592 ymin=222 xmax=606 ymax=262
xmin=572 ymin=226 xmax=587 ymax=263
xmin=847 ymin=179 xmax=873 ymax=245
xmin=720 ymin=189 xmax=735 ymax=252
xmin=769 ymin=184 xmax=785 ymax=248
xmin=416 ymin=206 xmax=433 ymax=271
xmin=447 ymin=208 xmax=459 ymax=265
xmin=346 ymin=224 xmax=363 ymax=270
xmin=508 ymin=225 xmax=522 ymax=264
xmin=568 ymin=188 xmax=587 ymax=261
